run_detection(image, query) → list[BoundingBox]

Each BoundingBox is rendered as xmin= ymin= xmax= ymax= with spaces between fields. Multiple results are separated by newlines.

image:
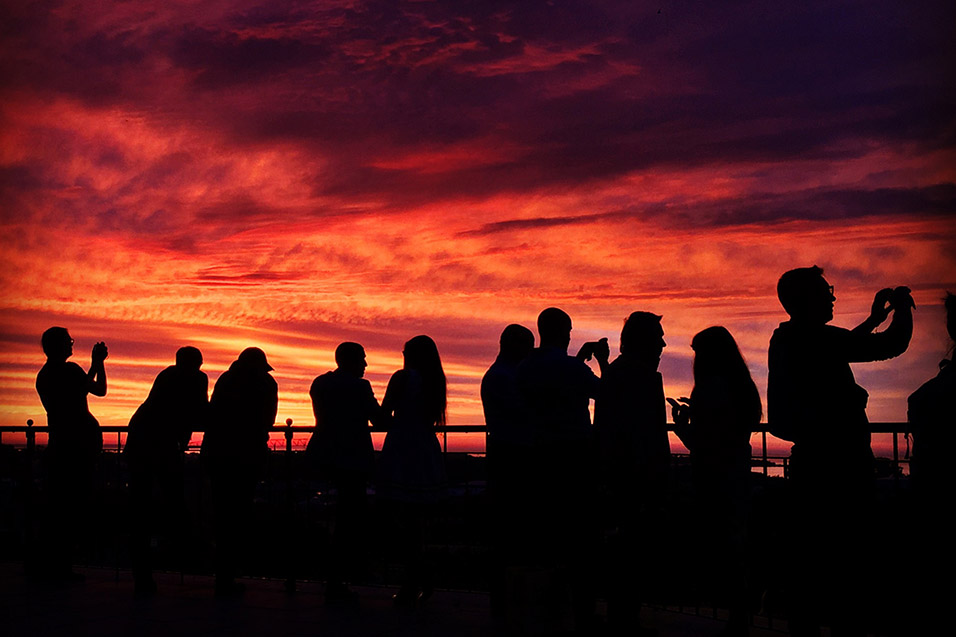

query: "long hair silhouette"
xmin=692 ymin=326 xmax=762 ymax=423
xmin=402 ymin=335 xmax=447 ymax=427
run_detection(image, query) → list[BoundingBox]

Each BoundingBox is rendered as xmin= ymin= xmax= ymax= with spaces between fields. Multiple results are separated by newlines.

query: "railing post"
xmin=761 ymin=430 xmax=768 ymax=477
xmin=892 ymin=427 xmax=900 ymax=487
xmin=116 ymin=428 xmax=123 ymax=581
xmin=25 ymin=419 xmax=36 ymax=555
xmin=25 ymin=418 xmax=35 ymax=456
xmin=284 ymin=418 xmax=296 ymax=593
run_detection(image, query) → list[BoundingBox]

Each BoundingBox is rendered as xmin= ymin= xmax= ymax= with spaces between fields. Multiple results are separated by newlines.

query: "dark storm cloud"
xmin=169 ymin=26 xmax=333 ymax=88
xmin=687 ymin=184 xmax=956 ymax=226
xmin=1 ymin=0 xmax=954 ymax=230
xmin=460 ymin=209 xmax=644 ymax=236
xmin=462 ymin=183 xmax=956 ymax=234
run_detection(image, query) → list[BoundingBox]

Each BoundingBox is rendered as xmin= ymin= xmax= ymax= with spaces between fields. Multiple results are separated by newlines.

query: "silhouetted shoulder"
xmin=909 ymin=363 xmax=954 ymax=424
xmin=312 ymin=369 xmax=373 ymax=395
xmin=36 ymin=361 xmax=92 ymax=420
xmin=517 ymin=347 xmax=599 ymax=394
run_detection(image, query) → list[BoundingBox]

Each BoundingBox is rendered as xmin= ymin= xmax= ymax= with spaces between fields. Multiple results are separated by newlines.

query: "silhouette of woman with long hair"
xmin=669 ymin=326 xmax=761 ymax=637
xmin=377 ymin=335 xmax=448 ymax=606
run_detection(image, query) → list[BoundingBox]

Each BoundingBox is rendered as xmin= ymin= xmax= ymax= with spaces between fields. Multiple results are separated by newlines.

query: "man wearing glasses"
xmin=768 ymin=266 xmax=913 ymax=636
xmin=35 ymin=327 xmax=108 ymax=582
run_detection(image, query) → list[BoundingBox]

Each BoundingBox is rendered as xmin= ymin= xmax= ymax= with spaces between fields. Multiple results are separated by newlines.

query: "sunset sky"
xmin=1 ymin=1 xmax=954 ymax=451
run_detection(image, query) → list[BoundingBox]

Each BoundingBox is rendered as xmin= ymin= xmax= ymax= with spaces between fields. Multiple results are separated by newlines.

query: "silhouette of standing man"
xmin=35 ymin=327 xmax=108 ymax=581
xmin=125 ymin=346 xmax=208 ymax=595
xmin=201 ymin=347 xmax=278 ymax=596
xmin=516 ymin=307 xmax=608 ymax=632
xmin=593 ymin=311 xmax=669 ymax=634
xmin=768 ymin=266 xmax=913 ymax=636
xmin=305 ymin=342 xmax=382 ymax=604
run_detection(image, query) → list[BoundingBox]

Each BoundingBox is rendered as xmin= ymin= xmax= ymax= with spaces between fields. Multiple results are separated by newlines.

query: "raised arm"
xmin=87 ymin=341 xmax=108 ymax=397
xmin=667 ymin=397 xmax=694 ymax=450
xmin=846 ymin=286 xmax=914 ymax=362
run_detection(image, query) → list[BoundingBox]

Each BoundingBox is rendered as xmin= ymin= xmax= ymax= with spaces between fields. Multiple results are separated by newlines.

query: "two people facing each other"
xmin=306 ymin=336 xmax=449 ymax=606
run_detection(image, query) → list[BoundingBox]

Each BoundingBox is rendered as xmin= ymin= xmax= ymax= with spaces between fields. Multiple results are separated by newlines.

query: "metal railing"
xmin=1 ymin=419 xmax=912 ymax=475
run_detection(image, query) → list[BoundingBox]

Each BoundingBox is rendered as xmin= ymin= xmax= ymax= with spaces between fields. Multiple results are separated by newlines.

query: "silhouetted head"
xmin=335 ymin=342 xmax=367 ymax=378
xmin=537 ymin=307 xmax=572 ymax=350
xmin=620 ymin=312 xmax=665 ymax=367
xmin=498 ymin=324 xmax=534 ymax=363
xmin=403 ymin=335 xmax=447 ymax=426
xmin=41 ymin=327 xmax=73 ymax=361
xmin=691 ymin=326 xmax=762 ymax=421
xmin=946 ymin=292 xmax=955 ymax=343
xmin=234 ymin=347 xmax=273 ymax=373
xmin=777 ymin=266 xmax=834 ymax=323
xmin=175 ymin=346 xmax=203 ymax=371
xmin=692 ymin=326 xmax=745 ymax=379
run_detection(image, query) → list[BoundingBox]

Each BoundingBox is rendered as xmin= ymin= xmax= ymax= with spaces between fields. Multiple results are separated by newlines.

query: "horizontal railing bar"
xmin=0 ymin=422 xmax=911 ymax=433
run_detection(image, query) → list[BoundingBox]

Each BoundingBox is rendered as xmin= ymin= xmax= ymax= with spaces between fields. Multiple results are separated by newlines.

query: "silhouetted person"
xmin=480 ymin=323 xmax=534 ymax=621
xmin=516 ymin=307 xmax=608 ymax=632
xmin=200 ymin=347 xmax=278 ymax=596
xmin=305 ymin=342 xmax=382 ymax=604
xmin=767 ymin=266 xmax=913 ymax=636
xmin=593 ymin=311 xmax=669 ymax=634
xmin=377 ymin=335 xmax=448 ymax=606
xmin=124 ymin=346 xmax=208 ymax=595
xmin=34 ymin=327 xmax=107 ymax=582
xmin=907 ymin=292 xmax=954 ymax=498
xmin=670 ymin=326 xmax=761 ymax=637
xmin=906 ymin=292 xmax=954 ymax=634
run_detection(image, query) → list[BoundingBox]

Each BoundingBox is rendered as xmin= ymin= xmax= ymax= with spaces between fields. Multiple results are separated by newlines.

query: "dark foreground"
xmin=1 ymin=563 xmax=791 ymax=637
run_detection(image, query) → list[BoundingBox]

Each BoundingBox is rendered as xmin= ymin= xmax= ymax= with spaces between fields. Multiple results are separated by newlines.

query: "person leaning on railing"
xmin=200 ymin=347 xmax=278 ymax=597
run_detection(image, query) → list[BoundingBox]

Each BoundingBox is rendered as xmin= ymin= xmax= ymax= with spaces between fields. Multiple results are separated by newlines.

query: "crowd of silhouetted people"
xmin=27 ymin=266 xmax=953 ymax=636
